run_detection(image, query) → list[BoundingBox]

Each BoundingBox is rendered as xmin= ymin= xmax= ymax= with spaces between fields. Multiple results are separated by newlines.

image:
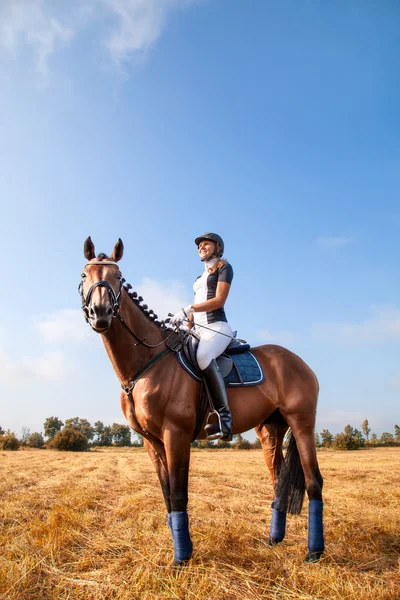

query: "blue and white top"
xmin=193 ymin=258 xmax=234 ymax=327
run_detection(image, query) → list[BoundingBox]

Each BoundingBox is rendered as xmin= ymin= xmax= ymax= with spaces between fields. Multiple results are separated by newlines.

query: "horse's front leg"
xmin=164 ymin=430 xmax=193 ymax=565
xmin=144 ymin=437 xmax=171 ymax=513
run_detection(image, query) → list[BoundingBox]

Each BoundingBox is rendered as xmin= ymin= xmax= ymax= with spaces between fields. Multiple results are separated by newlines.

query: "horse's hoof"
xmin=305 ymin=551 xmax=323 ymax=563
xmin=171 ymin=558 xmax=191 ymax=568
xmin=266 ymin=536 xmax=281 ymax=546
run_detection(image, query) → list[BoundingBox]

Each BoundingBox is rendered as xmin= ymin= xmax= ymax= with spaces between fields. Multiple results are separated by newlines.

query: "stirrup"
xmin=204 ymin=409 xmax=224 ymax=440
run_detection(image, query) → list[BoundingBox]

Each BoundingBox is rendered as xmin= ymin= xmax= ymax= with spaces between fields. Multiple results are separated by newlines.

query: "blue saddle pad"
xmin=177 ymin=349 xmax=264 ymax=387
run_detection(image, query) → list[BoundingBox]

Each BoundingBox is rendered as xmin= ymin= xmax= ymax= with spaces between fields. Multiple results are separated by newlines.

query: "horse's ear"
xmin=84 ymin=236 xmax=95 ymax=260
xmin=110 ymin=238 xmax=124 ymax=262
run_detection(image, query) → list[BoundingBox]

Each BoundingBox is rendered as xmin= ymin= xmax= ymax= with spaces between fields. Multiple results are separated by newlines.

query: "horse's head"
xmin=79 ymin=237 xmax=124 ymax=333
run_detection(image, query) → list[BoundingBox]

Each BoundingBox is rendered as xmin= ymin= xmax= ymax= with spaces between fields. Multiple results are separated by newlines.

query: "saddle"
xmin=177 ymin=331 xmax=264 ymax=387
xmin=173 ymin=330 xmax=264 ymax=441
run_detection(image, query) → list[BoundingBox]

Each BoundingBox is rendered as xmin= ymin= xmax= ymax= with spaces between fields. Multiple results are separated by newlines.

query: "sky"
xmin=0 ymin=0 xmax=399 ymax=441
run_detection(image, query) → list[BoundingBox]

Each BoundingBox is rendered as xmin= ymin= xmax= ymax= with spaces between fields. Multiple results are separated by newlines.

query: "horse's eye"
xmin=81 ymin=273 xmax=86 ymax=279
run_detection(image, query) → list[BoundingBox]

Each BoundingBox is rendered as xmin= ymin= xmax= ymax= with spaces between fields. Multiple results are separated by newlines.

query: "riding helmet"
xmin=194 ymin=232 xmax=224 ymax=256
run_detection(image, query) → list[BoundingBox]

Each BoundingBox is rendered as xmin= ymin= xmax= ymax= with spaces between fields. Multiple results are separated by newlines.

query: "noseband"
xmin=79 ymin=261 xmax=123 ymax=323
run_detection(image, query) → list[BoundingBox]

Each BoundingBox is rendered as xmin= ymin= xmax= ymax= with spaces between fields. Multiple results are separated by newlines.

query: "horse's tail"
xmin=275 ymin=431 xmax=306 ymax=515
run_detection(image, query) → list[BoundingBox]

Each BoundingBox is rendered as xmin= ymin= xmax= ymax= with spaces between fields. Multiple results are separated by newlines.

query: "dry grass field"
xmin=0 ymin=446 xmax=399 ymax=600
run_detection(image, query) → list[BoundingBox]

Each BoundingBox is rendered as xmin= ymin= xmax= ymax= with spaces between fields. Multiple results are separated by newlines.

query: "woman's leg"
xmin=196 ymin=322 xmax=233 ymax=370
xmin=196 ymin=322 xmax=233 ymax=440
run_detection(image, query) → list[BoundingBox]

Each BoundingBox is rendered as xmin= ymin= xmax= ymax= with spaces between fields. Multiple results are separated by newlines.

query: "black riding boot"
xmin=203 ymin=359 xmax=232 ymax=442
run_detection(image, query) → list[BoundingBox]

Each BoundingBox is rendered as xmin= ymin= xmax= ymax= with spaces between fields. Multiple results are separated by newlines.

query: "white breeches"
xmin=194 ymin=321 xmax=233 ymax=370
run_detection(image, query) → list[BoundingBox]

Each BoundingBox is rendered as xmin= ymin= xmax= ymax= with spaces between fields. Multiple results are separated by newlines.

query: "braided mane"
xmin=122 ymin=282 xmax=165 ymax=328
xmin=94 ymin=253 xmax=166 ymax=328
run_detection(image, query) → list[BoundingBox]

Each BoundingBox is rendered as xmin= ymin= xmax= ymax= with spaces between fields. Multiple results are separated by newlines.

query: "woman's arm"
xmin=192 ymin=282 xmax=231 ymax=313
xmin=186 ymin=311 xmax=194 ymax=329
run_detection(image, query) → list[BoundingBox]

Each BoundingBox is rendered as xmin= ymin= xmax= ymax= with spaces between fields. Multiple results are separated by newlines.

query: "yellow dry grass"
xmin=0 ymin=447 xmax=399 ymax=600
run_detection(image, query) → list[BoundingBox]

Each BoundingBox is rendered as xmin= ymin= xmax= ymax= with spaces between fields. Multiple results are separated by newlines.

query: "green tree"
xmin=238 ymin=437 xmax=252 ymax=449
xmin=93 ymin=421 xmax=112 ymax=446
xmin=44 ymin=417 xmax=64 ymax=439
xmin=380 ymin=432 xmax=394 ymax=447
xmin=314 ymin=432 xmax=321 ymax=448
xmin=333 ymin=425 xmax=364 ymax=450
xmin=27 ymin=432 xmax=45 ymax=448
xmin=0 ymin=430 xmax=20 ymax=450
xmin=111 ymin=423 xmax=132 ymax=446
xmin=353 ymin=429 xmax=365 ymax=446
xmin=370 ymin=432 xmax=378 ymax=445
xmin=320 ymin=429 xmax=333 ymax=448
xmin=197 ymin=439 xmax=214 ymax=448
xmin=333 ymin=431 xmax=363 ymax=450
xmin=232 ymin=433 xmax=244 ymax=448
xmin=50 ymin=427 xmax=88 ymax=451
xmin=132 ymin=432 xmax=144 ymax=447
xmin=65 ymin=418 xmax=94 ymax=441
xmin=394 ymin=425 xmax=400 ymax=444
xmin=20 ymin=426 xmax=30 ymax=445
xmin=344 ymin=424 xmax=354 ymax=436
xmin=94 ymin=420 xmax=104 ymax=442
xmin=0 ymin=425 xmax=4 ymax=435
xmin=361 ymin=419 xmax=371 ymax=441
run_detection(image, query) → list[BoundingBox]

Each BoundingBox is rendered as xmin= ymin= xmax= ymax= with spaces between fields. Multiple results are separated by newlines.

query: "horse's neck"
xmin=101 ymin=292 xmax=163 ymax=385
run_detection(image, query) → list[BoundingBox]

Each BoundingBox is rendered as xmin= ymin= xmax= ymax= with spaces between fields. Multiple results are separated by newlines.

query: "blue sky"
xmin=0 ymin=0 xmax=399 ymax=440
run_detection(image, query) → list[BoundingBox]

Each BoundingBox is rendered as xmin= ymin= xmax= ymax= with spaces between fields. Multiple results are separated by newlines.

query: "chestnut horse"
xmin=79 ymin=237 xmax=324 ymax=564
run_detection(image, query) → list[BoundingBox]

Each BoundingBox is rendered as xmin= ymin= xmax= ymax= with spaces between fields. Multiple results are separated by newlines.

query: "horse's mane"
xmin=94 ymin=253 xmax=166 ymax=328
xmin=122 ymin=282 xmax=165 ymax=328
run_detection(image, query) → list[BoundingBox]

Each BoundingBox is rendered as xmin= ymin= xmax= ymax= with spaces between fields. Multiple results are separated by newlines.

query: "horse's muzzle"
xmin=88 ymin=303 xmax=113 ymax=332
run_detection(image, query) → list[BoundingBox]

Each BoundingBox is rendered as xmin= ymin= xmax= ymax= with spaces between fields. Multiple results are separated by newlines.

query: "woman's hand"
xmin=169 ymin=305 xmax=194 ymax=327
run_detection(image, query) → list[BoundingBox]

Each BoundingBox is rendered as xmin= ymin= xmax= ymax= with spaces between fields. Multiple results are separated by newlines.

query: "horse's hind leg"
xmin=255 ymin=416 xmax=288 ymax=545
xmin=285 ymin=415 xmax=324 ymax=562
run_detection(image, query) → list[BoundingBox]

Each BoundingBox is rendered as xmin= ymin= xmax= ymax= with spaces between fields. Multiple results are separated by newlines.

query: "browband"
xmin=85 ymin=261 xmax=119 ymax=266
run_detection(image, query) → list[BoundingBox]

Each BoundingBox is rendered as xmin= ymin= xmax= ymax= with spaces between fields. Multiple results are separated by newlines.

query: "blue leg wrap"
xmin=308 ymin=500 xmax=324 ymax=553
xmin=167 ymin=513 xmax=172 ymax=531
xmin=169 ymin=511 xmax=192 ymax=563
xmin=269 ymin=498 xmax=286 ymax=543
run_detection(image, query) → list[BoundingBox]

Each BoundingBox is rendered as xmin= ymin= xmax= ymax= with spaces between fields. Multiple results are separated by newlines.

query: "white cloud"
xmin=255 ymin=329 xmax=296 ymax=347
xmin=312 ymin=304 xmax=400 ymax=345
xmin=31 ymin=278 xmax=189 ymax=345
xmin=0 ymin=0 xmax=203 ymax=76
xmin=316 ymin=235 xmax=353 ymax=249
xmin=33 ymin=309 xmax=90 ymax=343
xmin=22 ymin=350 xmax=67 ymax=382
xmin=0 ymin=0 xmax=74 ymax=77
xmin=0 ymin=347 xmax=67 ymax=383
xmin=134 ymin=277 xmax=191 ymax=318
xmin=103 ymin=0 xmax=166 ymax=62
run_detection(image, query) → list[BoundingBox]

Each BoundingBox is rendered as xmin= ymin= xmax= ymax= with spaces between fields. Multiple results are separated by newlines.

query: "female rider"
xmin=170 ymin=233 xmax=233 ymax=441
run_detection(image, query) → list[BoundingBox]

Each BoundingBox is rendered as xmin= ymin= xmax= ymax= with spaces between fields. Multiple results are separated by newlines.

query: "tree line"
xmin=315 ymin=420 xmax=400 ymax=450
xmin=0 ymin=418 xmax=399 ymax=451
xmin=0 ymin=417 xmax=143 ymax=451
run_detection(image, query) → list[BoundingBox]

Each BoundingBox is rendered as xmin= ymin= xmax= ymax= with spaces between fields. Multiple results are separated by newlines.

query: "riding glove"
xmin=170 ymin=305 xmax=193 ymax=326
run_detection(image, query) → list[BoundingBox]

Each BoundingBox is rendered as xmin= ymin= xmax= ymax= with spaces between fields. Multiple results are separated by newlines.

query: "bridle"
xmin=78 ymin=259 xmax=183 ymax=437
xmin=79 ymin=260 xmax=177 ymax=349
xmin=79 ymin=261 xmax=123 ymax=323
